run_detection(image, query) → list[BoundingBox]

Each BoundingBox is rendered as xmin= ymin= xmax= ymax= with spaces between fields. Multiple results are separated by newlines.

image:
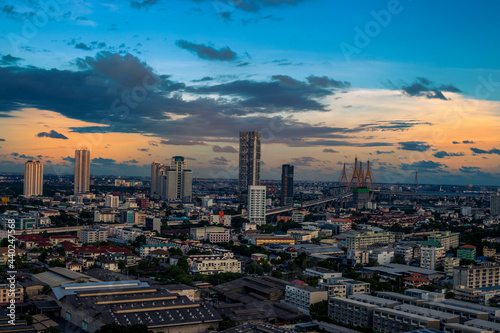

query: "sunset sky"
xmin=0 ymin=0 xmax=500 ymax=185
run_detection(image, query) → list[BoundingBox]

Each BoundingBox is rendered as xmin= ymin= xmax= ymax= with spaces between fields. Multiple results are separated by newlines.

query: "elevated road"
xmin=17 ymin=225 xmax=89 ymax=235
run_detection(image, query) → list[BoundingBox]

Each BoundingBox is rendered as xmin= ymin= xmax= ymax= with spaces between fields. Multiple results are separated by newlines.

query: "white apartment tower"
xmin=150 ymin=157 xmax=192 ymax=202
xmin=248 ymin=185 xmax=266 ymax=225
xmin=74 ymin=149 xmax=90 ymax=194
xmin=24 ymin=160 xmax=43 ymax=197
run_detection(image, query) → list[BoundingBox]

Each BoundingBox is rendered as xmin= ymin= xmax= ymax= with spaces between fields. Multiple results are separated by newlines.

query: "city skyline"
xmin=0 ymin=1 xmax=499 ymax=185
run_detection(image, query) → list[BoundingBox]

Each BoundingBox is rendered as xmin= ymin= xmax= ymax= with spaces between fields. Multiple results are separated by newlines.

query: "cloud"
xmin=376 ymin=150 xmax=394 ymax=155
xmin=91 ymin=157 xmax=116 ymax=165
xmin=159 ymin=139 xmax=207 ymax=146
xmin=470 ymin=147 xmax=500 ymax=155
xmin=400 ymin=77 xmax=460 ymax=101
xmin=137 ymin=148 xmax=149 ymax=152
xmin=175 ymin=40 xmax=237 ymax=61
xmin=290 ymin=156 xmax=320 ymax=166
xmin=351 ymin=120 xmax=431 ymax=132
xmin=209 ymin=156 xmax=230 ymax=165
xmin=0 ymin=138 xmax=5 ymax=141
xmin=452 ymin=141 xmax=460 ymax=144
xmin=398 ymin=141 xmax=431 ymax=152
xmin=399 ymin=160 xmax=445 ymax=171
xmin=213 ymin=145 xmax=238 ymax=153
xmin=126 ymin=159 xmax=139 ymax=164
xmin=462 ymin=140 xmax=475 ymax=144
xmin=459 ymin=166 xmax=481 ymax=174
xmin=306 ymin=75 xmax=350 ymax=88
xmin=62 ymin=156 xmax=75 ymax=163
xmin=192 ymin=76 xmax=214 ymax=82
xmin=131 ymin=0 xmax=159 ymax=9
xmin=323 ymin=149 xmax=339 ymax=153
xmin=433 ymin=151 xmax=465 ymax=159
xmin=204 ymin=0 xmax=304 ymax=12
xmin=74 ymin=41 xmax=107 ymax=51
xmin=19 ymin=154 xmax=35 ymax=159
xmin=36 ymin=130 xmax=68 ymax=140
xmin=0 ymin=54 xmax=23 ymax=66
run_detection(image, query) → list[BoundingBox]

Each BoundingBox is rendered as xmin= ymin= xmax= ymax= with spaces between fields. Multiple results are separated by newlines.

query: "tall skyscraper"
xmin=74 ymin=149 xmax=90 ymax=194
xmin=248 ymin=185 xmax=266 ymax=225
xmin=239 ymin=131 xmax=261 ymax=193
xmin=281 ymin=164 xmax=294 ymax=206
xmin=24 ymin=160 xmax=43 ymax=197
xmin=150 ymin=157 xmax=193 ymax=202
xmin=491 ymin=194 xmax=500 ymax=216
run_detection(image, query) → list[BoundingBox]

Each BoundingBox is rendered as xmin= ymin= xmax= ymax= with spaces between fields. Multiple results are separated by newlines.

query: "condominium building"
xmin=190 ymin=226 xmax=230 ymax=243
xmin=284 ymin=284 xmax=327 ymax=315
xmin=78 ymin=228 xmax=108 ymax=244
xmin=328 ymin=297 xmax=378 ymax=326
xmin=454 ymin=264 xmax=500 ymax=289
xmin=373 ymin=308 xmax=440 ymax=332
xmin=24 ymin=160 xmax=43 ymax=197
xmin=281 ymin=164 xmax=294 ymax=206
xmin=239 ymin=131 xmax=261 ymax=193
xmin=428 ymin=231 xmax=460 ymax=251
xmin=346 ymin=231 xmax=395 ymax=250
xmin=420 ymin=241 xmax=445 ymax=270
xmin=188 ymin=255 xmax=241 ymax=275
xmin=490 ymin=194 xmax=500 ymax=216
xmin=150 ymin=157 xmax=193 ymax=202
xmin=104 ymin=194 xmax=119 ymax=208
xmin=458 ymin=245 xmax=477 ymax=261
xmin=74 ymin=148 xmax=90 ymax=194
xmin=444 ymin=257 xmax=461 ymax=277
xmin=248 ymin=185 xmax=266 ymax=225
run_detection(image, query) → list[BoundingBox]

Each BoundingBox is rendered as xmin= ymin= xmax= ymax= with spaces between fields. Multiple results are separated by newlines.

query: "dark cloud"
xmin=290 ymin=156 xmax=320 ymax=166
xmin=376 ymin=150 xmax=394 ymax=155
xmin=185 ymin=157 xmax=197 ymax=161
xmin=92 ymin=157 xmax=116 ymax=165
xmin=126 ymin=159 xmax=139 ymax=164
xmin=0 ymin=4 xmax=35 ymax=21
xmin=75 ymin=43 xmax=92 ymax=51
xmin=433 ymin=151 xmax=465 ymax=159
xmin=209 ymin=156 xmax=230 ymax=165
xmin=188 ymin=74 xmax=349 ymax=111
xmin=459 ymin=166 xmax=481 ymax=174
xmin=204 ymin=0 xmax=304 ymax=12
xmin=213 ymin=145 xmax=238 ymax=153
xmin=36 ymin=130 xmax=68 ymax=140
xmin=219 ymin=12 xmax=232 ymax=21
xmin=74 ymin=41 xmax=107 ymax=51
xmin=470 ymin=147 xmax=500 ymax=155
xmin=323 ymin=149 xmax=339 ymax=153
xmin=462 ymin=140 xmax=475 ymax=144
xmin=306 ymin=75 xmax=350 ymax=88
xmin=131 ymin=0 xmax=159 ymax=9
xmin=452 ymin=141 xmax=460 ymax=144
xmin=19 ymin=154 xmax=35 ymax=159
xmin=400 ymin=77 xmax=461 ymax=101
xmin=192 ymin=76 xmax=214 ymax=82
xmin=399 ymin=160 xmax=445 ymax=171
xmin=62 ymin=156 xmax=75 ymax=163
xmin=11 ymin=153 xmax=19 ymax=157
xmin=0 ymin=138 xmax=5 ymax=141
xmin=351 ymin=121 xmax=432 ymax=132
xmin=175 ymin=40 xmax=237 ymax=61
xmin=0 ymin=54 xmax=23 ymax=66
xmin=137 ymin=148 xmax=149 ymax=152
xmin=398 ymin=141 xmax=431 ymax=152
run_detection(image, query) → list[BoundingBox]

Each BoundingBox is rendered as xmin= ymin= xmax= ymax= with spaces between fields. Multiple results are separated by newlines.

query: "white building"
xmin=420 ymin=242 xmax=445 ymax=270
xmin=284 ymin=284 xmax=328 ymax=315
xmin=104 ymin=195 xmax=119 ymax=208
xmin=78 ymin=228 xmax=108 ymax=244
xmin=248 ymin=185 xmax=266 ymax=225
xmin=24 ymin=160 xmax=43 ymax=197
xmin=209 ymin=214 xmax=232 ymax=227
xmin=369 ymin=249 xmax=395 ymax=265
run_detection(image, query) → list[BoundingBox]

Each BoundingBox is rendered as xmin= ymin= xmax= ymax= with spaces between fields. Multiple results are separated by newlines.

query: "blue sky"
xmin=0 ymin=0 xmax=500 ymax=185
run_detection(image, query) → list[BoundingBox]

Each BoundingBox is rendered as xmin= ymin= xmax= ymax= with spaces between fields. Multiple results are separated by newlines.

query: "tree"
xmin=177 ymin=257 xmax=189 ymax=271
xmin=309 ymin=300 xmax=329 ymax=321
xmin=271 ymin=270 xmax=283 ymax=279
xmin=0 ymin=238 xmax=8 ymax=247
xmin=20 ymin=314 xmax=34 ymax=325
xmin=118 ymin=260 xmax=126 ymax=271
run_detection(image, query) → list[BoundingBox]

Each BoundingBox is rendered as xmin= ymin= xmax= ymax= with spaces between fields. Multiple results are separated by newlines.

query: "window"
xmin=82 ymin=321 xmax=88 ymax=331
xmin=66 ymin=312 xmax=71 ymax=322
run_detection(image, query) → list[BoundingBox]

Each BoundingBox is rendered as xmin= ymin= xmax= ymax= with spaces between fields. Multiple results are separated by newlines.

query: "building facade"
xmin=491 ymin=194 xmax=500 ymax=216
xmin=239 ymin=131 xmax=261 ymax=193
xmin=281 ymin=164 xmax=294 ymax=206
xmin=428 ymin=231 xmax=460 ymax=251
xmin=284 ymin=284 xmax=327 ymax=315
xmin=248 ymin=185 xmax=266 ymax=225
xmin=420 ymin=241 xmax=445 ymax=270
xmin=24 ymin=160 xmax=43 ymax=197
xmin=346 ymin=231 xmax=395 ymax=250
xmin=74 ymin=149 xmax=90 ymax=194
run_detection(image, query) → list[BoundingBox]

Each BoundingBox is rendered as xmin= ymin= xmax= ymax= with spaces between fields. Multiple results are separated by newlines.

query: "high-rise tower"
xmin=281 ymin=164 xmax=294 ymax=206
xmin=24 ymin=160 xmax=43 ymax=197
xmin=74 ymin=149 xmax=90 ymax=194
xmin=239 ymin=131 xmax=261 ymax=193
xmin=150 ymin=157 xmax=192 ymax=202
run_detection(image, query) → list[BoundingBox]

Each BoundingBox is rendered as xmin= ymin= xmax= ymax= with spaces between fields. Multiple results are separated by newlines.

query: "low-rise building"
xmin=373 ymin=307 xmax=441 ymax=333
xmin=284 ymin=284 xmax=328 ymax=315
xmin=428 ymin=231 xmax=459 ymax=251
xmin=0 ymin=284 xmax=24 ymax=304
xmin=458 ymin=245 xmax=477 ymax=261
xmin=454 ymin=264 xmax=500 ymax=289
xmin=77 ymin=228 xmax=108 ymax=244
xmin=445 ymin=257 xmax=460 ymax=276
xmin=188 ymin=254 xmax=241 ymax=275
xmin=328 ymin=297 xmax=378 ymax=327
xmin=304 ymin=267 xmax=341 ymax=280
